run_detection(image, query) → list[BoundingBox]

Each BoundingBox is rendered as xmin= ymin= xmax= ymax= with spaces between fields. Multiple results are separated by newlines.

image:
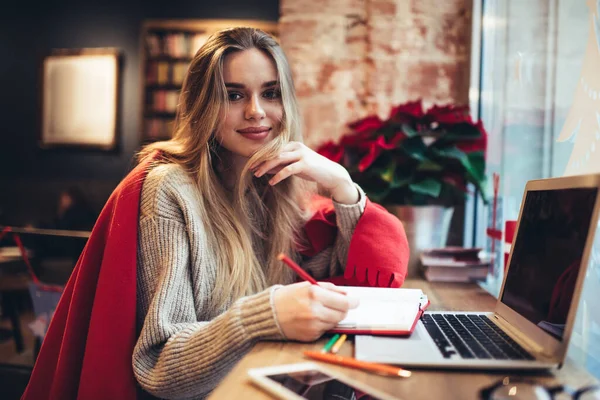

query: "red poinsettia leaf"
xmin=374 ymin=132 xmax=406 ymax=150
xmin=358 ymin=143 xmax=382 ymax=172
xmin=455 ymin=120 xmax=488 ymax=154
xmin=390 ymin=100 xmax=424 ymax=118
xmin=340 ymin=134 xmax=362 ymax=147
xmin=340 ymin=134 xmax=378 ymax=151
xmin=389 ymin=100 xmax=425 ymax=123
xmin=426 ymin=104 xmax=473 ymax=125
xmin=390 ymin=131 xmax=407 ymax=146
xmin=455 ymin=137 xmax=486 ymax=154
xmin=347 ymin=115 xmax=385 ymax=135
xmin=316 ymin=140 xmax=344 ymax=163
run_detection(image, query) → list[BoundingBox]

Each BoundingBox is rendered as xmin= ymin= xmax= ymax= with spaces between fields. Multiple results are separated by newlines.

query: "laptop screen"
xmin=500 ymin=187 xmax=598 ymax=340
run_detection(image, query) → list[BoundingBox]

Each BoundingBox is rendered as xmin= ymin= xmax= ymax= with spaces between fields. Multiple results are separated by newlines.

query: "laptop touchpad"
xmin=355 ymin=322 xmax=441 ymax=363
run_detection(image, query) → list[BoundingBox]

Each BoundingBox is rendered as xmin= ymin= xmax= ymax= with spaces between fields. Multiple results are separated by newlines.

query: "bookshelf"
xmin=140 ymin=19 xmax=279 ymax=143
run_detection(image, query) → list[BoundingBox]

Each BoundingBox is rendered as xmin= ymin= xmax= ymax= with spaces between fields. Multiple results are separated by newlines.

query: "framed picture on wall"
xmin=40 ymin=48 xmax=122 ymax=150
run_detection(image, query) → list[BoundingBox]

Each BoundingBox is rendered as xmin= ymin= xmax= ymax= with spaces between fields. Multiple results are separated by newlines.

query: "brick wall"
xmin=279 ymin=0 xmax=473 ymax=147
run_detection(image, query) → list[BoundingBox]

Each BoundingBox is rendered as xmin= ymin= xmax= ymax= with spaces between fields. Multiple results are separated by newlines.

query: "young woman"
xmin=22 ymin=27 xmax=408 ymax=400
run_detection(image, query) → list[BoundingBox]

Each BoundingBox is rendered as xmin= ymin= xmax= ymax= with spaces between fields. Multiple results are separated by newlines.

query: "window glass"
xmin=477 ymin=0 xmax=600 ymax=378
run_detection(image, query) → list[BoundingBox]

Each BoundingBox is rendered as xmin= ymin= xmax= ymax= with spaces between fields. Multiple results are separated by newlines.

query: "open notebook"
xmin=330 ymin=287 xmax=429 ymax=336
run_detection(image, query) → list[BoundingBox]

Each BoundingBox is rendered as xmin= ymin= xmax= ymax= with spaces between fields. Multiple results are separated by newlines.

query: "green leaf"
xmin=356 ymin=174 xmax=392 ymax=202
xmin=465 ymin=151 xmax=488 ymax=198
xmin=391 ymin=176 xmax=412 ymax=189
xmin=399 ymin=136 xmax=429 ymax=161
xmin=409 ymin=179 xmax=442 ymax=198
xmin=431 ymin=147 xmax=488 ymax=203
xmin=401 ymin=123 xmax=419 ymax=137
xmin=377 ymin=159 xmax=413 ymax=190
xmin=431 ymin=146 xmax=468 ymax=163
xmin=434 ymin=123 xmax=482 ymax=141
xmin=466 ymin=151 xmax=485 ymax=181
xmin=380 ymin=160 xmax=396 ymax=183
xmin=416 ymin=159 xmax=443 ymax=171
xmin=367 ymin=186 xmax=391 ymax=202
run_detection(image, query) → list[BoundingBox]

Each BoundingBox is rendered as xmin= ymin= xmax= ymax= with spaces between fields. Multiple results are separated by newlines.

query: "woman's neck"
xmin=217 ymin=150 xmax=248 ymax=191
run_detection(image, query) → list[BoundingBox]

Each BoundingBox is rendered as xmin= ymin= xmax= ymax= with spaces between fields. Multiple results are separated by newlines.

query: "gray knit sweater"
xmin=133 ymin=163 xmax=366 ymax=400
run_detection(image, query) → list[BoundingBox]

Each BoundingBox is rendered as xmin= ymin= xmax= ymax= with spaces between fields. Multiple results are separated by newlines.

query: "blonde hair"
xmin=139 ymin=27 xmax=314 ymax=310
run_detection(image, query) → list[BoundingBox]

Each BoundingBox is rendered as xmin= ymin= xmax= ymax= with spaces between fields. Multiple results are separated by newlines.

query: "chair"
xmin=0 ymin=228 xmax=66 ymax=358
xmin=27 ymin=282 xmax=63 ymax=360
xmin=0 ymin=270 xmax=31 ymax=353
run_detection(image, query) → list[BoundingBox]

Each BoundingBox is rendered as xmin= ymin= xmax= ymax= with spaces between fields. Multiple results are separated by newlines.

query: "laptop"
xmin=355 ymin=174 xmax=600 ymax=370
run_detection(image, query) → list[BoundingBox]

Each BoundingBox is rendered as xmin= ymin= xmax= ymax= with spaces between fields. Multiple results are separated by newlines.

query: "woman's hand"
xmin=272 ymin=281 xmax=359 ymax=342
xmin=251 ymin=142 xmax=359 ymax=204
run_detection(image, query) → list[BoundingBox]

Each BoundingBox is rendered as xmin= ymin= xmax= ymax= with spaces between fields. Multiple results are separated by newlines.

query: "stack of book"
xmin=420 ymin=247 xmax=492 ymax=282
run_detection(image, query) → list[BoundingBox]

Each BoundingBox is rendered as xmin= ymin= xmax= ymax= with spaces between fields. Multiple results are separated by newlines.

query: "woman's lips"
xmin=237 ymin=127 xmax=271 ymax=140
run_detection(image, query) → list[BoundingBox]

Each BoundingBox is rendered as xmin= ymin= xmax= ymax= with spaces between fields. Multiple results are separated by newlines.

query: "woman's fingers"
xmin=273 ymin=280 xmax=360 ymax=342
xmin=312 ymin=284 xmax=359 ymax=312
xmin=253 ymin=151 xmax=301 ymax=178
xmin=317 ymin=282 xmax=347 ymax=295
xmin=268 ymin=161 xmax=304 ymax=186
xmin=313 ymin=304 xmax=348 ymax=325
xmin=264 ymin=165 xmax=285 ymax=176
xmin=317 ymin=283 xmax=359 ymax=309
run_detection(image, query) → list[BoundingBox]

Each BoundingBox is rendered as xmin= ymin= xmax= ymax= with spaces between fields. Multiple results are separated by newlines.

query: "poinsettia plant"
xmin=317 ymin=100 xmax=488 ymax=207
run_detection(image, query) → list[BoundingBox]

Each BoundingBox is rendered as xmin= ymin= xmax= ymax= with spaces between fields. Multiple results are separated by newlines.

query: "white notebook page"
xmin=336 ymin=287 xmax=426 ymax=329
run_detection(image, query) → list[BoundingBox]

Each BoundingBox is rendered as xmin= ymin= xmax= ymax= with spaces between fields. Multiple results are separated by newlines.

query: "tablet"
xmin=247 ymin=362 xmax=398 ymax=400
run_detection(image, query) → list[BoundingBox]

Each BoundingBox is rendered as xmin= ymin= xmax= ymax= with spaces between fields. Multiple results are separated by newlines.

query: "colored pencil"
xmin=303 ymin=351 xmax=412 ymax=378
xmin=330 ymin=334 xmax=347 ymax=354
xmin=321 ymin=334 xmax=340 ymax=353
xmin=277 ymin=253 xmax=317 ymax=285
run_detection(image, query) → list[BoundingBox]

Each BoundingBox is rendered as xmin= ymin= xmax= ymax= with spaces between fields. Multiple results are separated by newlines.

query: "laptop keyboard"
xmin=422 ymin=314 xmax=535 ymax=360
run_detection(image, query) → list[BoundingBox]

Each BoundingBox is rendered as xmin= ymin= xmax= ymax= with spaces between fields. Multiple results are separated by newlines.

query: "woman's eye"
xmin=228 ymin=92 xmax=243 ymax=101
xmin=263 ymin=89 xmax=281 ymax=100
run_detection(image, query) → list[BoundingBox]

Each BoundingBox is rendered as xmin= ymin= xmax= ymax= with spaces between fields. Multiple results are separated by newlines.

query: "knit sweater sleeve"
xmin=132 ymin=166 xmax=283 ymax=400
xmin=300 ymin=184 xmax=367 ymax=280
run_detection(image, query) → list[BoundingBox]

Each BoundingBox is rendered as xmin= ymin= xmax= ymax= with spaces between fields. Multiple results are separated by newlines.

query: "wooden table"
xmin=209 ymin=279 xmax=599 ymax=400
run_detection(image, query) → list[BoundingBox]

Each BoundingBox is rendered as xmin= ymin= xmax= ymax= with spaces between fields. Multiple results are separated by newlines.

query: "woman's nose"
xmin=245 ymin=95 xmax=266 ymax=120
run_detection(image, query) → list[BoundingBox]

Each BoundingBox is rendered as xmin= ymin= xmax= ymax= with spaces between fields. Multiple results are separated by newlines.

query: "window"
xmin=471 ymin=0 xmax=600 ymax=378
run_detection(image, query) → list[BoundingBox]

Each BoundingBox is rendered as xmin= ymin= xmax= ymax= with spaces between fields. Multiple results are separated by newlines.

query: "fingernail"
xmin=348 ymin=296 xmax=360 ymax=309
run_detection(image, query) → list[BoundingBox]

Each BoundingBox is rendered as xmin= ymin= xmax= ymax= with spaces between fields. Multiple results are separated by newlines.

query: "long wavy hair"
xmin=139 ymin=27 xmax=315 ymax=310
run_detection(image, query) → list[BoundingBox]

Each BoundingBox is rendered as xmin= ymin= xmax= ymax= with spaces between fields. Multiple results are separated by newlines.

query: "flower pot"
xmin=385 ymin=205 xmax=454 ymax=278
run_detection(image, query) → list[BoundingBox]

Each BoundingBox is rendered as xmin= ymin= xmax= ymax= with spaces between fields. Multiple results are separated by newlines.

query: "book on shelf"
xmin=420 ymin=253 xmax=492 ymax=268
xmin=165 ymin=91 xmax=179 ymax=112
xmin=152 ymin=91 xmax=165 ymax=112
xmin=420 ymin=248 xmax=492 ymax=283
xmin=146 ymin=61 xmax=157 ymax=85
xmin=146 ymin=61 xmax=190 ymax=87
xmin=164 ymin=32 xmax=192 ymax=58
xmin=172 ymin=62 xmax=189 ymax=84
xmin=145 ymin=118 xmax=176 ymax=140
xmin=190 ymin=33 xmax=209 ymax=55
xmin=145 ymin=33 xmax=161 ymax=57
xmin=157 ymin=62 xmax=170 ymax=84
xmin=150 ymin=90 xmax=179 ymax=113
xmin=145 ymin=31 xmax=209 ymax=59
xmin=422 ymin=264 xmax=489 ymax=282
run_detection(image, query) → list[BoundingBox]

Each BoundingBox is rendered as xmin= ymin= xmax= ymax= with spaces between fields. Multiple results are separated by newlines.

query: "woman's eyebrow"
xmin=224 ymin=80 xmax=279 ymax=89
xmin=261 ymin=80 xmax=279 ymax=88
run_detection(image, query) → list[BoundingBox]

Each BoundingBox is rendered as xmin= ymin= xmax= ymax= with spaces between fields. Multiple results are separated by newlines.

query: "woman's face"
xmin=215 ymin=48 xmax=283 ymax=161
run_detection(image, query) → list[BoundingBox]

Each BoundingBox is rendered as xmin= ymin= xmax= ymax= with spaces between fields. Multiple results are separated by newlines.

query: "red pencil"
xmin=277 ymin=253 xmax=318 ymax=284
